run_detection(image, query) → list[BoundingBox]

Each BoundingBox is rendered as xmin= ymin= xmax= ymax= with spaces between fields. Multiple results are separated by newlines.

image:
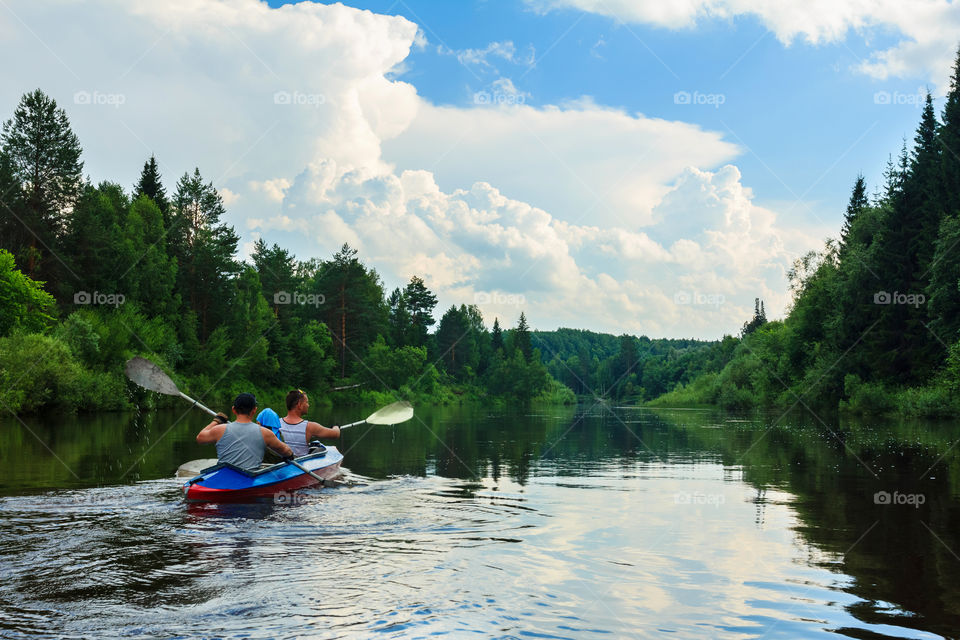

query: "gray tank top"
xmin=216 ymin=421 xmax=265 ymax=470
xmin=280 ymin=419 xmax=309 ymax=456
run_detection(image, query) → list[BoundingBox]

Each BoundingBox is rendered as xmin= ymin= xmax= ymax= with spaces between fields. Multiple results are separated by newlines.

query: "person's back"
xmin=216 ymin=420 xmax=266 ymax=470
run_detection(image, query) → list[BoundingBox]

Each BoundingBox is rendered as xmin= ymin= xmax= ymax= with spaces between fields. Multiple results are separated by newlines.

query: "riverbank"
xmin=646 ymin=368 xmax=960 ymax=418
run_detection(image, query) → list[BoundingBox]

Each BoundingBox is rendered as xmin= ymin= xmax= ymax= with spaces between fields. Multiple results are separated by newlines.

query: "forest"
xmin=652 ymin=50 xmax=960 ymax=417
xmin=0 ymin=89 xmax=585 ymax=413
xmin=6 ymin=43 xmax=960 ymax=420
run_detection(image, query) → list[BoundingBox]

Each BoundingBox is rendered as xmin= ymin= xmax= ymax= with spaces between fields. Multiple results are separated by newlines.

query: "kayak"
xmin=182 ymin=445 xmax=344 ymax=503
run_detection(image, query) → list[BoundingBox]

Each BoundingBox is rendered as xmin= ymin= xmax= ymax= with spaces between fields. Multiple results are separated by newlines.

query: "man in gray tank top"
xmin=280 ymin=389 xmax=341 ymax=457
xmin=196 ymin=393 xmax=293 ymax=469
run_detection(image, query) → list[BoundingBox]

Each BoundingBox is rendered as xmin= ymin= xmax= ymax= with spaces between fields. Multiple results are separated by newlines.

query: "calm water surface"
xmin=1 ymin=403 xmax=959 ymax=639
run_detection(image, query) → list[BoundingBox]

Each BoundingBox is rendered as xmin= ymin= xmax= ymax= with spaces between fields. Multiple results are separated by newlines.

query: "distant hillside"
xmin=530 ymin=328 xmax=738 ymax=401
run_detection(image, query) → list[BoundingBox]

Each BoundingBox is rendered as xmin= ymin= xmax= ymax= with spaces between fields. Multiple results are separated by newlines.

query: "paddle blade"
xmin=366 ymin=401 xmax=414 ymax=425
xmin=124 ymin=357 xmax=181 ymax=396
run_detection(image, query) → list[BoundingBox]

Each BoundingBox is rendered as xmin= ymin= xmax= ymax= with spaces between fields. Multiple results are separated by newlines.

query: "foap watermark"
xmin=874 ymin=490 xmax=925 ymax=508
xmin=674 ymin=90 xmax=725 ymax=109
xmin=674 ymin=290 xmax=725 ymax=307
xmin=674 ymin=491 xmax=725 ymax=508
xmin=74 ymin=90 xmax=126 ymax=108
xmin=474 ymin=291 xmax=526 ymax=306
xmin=74 ymin=290 xmax=125 ymax=308
xmin=273 ymin=90 xmax=326 ymax=107
xmin=873 ymin=89 xmax=926 ymax=108
xmin=274 ymin=291 xmax=325 ymax=308
xmin=273 ymin=490 xmax=308 ymax=506
xmin=873 ymin=291 xmax=925 ymax=308
xmin=473 ymin=90 xmax=526 ymax=106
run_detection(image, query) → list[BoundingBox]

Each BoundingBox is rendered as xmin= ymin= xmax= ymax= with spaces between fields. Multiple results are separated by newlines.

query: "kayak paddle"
xmin=124 ymin=357 xmax=327 ymax=485
xmin=340 ymin=401 xmax=414 ymax=430
xmin=124 ymin=358 xmax=416 ymax=485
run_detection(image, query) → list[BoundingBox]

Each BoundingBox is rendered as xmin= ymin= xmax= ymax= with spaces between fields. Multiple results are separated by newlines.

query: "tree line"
xmin=0 ymin=89 xmax=570 ymax=413
xmin=653 ymin=46 xmax=960 ymax=416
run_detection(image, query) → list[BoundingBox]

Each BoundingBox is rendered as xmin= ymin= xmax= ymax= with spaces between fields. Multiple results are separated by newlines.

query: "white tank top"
xmin=280 ymin=418 xmax=309 ymax=456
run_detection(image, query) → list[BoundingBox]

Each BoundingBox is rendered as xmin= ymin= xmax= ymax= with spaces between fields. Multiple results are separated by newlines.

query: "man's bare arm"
xmin=196 ymin=422 xmax=226 ymax=444
xmin=307 ymin=421 xmax=341 ymax=440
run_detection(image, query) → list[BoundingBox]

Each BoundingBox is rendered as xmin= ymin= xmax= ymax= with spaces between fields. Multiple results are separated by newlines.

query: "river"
xmin=1 ymin=403 xmax=958 ymax=638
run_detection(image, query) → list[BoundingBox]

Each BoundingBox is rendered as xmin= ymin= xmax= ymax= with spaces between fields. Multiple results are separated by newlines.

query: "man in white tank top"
xmin=280 ymin=389 xmax=341 ymax=457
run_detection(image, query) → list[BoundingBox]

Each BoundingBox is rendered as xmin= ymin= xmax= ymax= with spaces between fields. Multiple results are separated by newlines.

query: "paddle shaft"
xmin=180 ymin=392 xmax=217 ymax=417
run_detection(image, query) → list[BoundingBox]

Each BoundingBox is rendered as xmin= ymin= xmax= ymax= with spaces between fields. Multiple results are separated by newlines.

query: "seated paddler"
xmin=196 ymin=393 xmax=293 ymax=470
xmin=280 ymin=389 xmax=341 ymax=457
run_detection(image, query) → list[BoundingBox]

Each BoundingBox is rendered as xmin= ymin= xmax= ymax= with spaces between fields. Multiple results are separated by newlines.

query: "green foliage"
xmin=486 ymin=348 xmax=549 ymax=402
xmin=0 ymin=249 xmax=55 ymax=336
xmin=839 ymin=375 xmax=894 ymax=415
xmin=535 ymin=377 xmax=577 ymax=405
xmin=0 ymin=332 xmax=126 ymax=413
xmin=360 ymin=335 xmax=427 ymax=390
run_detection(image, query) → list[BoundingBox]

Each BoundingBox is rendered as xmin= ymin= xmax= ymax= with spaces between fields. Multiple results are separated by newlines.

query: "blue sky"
xmin=273 ymin=0 xmax=935 ymax=226
xmin=1 ymin=0 xmax=956 ymax=338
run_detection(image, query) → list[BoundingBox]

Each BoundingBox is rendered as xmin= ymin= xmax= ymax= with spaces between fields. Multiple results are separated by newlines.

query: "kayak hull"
xmin=182 ymin=446 xmax=344 ymax=503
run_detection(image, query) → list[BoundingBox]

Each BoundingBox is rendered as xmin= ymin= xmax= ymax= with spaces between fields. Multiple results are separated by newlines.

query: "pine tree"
xmin=403 ymin=275 xmax=438 ymax=347
xmin=0 ymin=89 xmax=83 ymax=279
xmin=314 ymin=244 xmax=389 ymax=378
xmin=169 ymin=168 xmax=239 ymax=341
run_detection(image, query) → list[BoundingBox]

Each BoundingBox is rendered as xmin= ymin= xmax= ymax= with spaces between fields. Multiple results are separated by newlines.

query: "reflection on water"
xmin=0 ymin=404 xmax=959 ymax=638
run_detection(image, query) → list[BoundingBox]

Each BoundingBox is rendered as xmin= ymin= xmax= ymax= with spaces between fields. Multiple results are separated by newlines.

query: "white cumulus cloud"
xmin=0 ymin=0 xmax=828 ymax=338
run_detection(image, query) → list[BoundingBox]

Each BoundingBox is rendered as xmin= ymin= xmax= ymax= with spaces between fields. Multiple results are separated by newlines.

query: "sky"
xmin=1 ymin=0 xmax=957 ymax=338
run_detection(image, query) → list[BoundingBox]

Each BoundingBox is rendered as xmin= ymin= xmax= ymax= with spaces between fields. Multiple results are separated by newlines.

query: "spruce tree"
xmin=514 ymin=312 xmax=533 ymax=362
xmin=403 ymin=275 xmax=438 ymax=347
xmin=134 ymin=155 xmax=169 ymax=218
xmin=840 ymin=175 xmax=868 ymax=250
xmin=940 ymin=45 xmax=960 ymax=217
xmin=491 ymin=317 xmax=504 ymax=352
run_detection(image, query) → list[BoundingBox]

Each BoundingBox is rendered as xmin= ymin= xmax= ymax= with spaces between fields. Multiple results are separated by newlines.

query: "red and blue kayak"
xmin=182 ymin=446 xmax=344 ymax=503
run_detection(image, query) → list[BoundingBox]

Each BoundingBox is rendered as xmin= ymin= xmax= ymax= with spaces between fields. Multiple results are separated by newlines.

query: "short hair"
xmin=233 ymin=392 xmax=257 ymax=415
xmin=286 ymin=389 xmax=306 ymax=411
